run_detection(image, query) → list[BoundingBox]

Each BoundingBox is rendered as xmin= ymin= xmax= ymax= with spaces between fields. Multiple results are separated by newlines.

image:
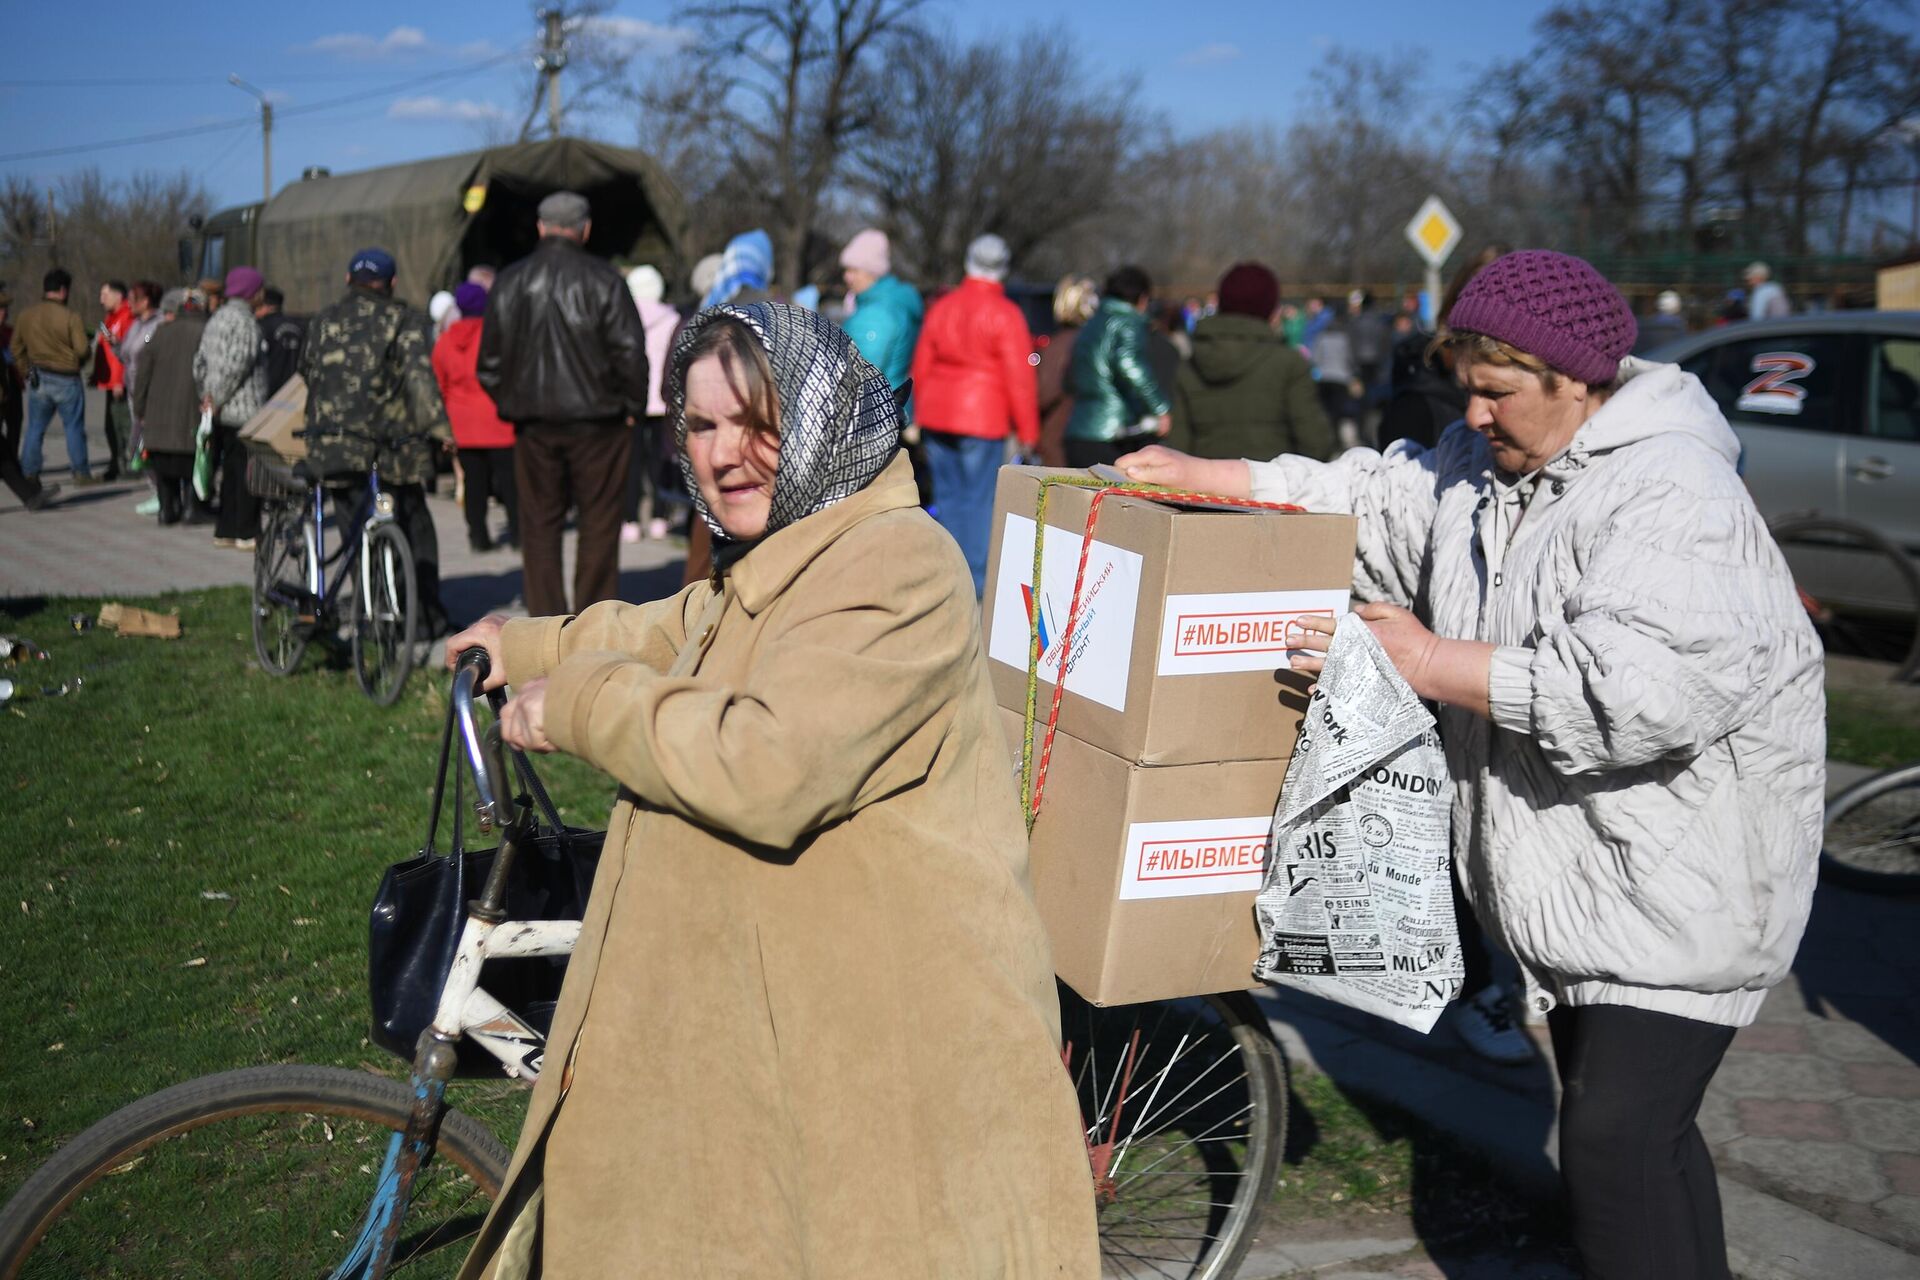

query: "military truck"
xmin=183 ymin=137 xmax=687 ymax=312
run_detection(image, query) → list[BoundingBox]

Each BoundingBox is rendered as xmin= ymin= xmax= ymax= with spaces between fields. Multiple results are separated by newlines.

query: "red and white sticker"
xmin=1120 ymin=817 xmax=1272 ymax=900
xmin=1737 ymin=351 xmax=1816 ymax=416
xmin=1157 ymin=589 xmax=1350 ymax=676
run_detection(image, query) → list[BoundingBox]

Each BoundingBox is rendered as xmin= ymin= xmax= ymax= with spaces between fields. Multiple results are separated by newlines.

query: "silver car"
xmin=1649 ymin=312 xmax=1920 ymax=618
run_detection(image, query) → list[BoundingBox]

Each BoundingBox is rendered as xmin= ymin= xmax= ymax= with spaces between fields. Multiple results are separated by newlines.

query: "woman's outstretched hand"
xmin=1112 ymin=445 xmax=1252 ymax=498
xmin=500 ymin=677 xmax=555 ymax=753
xmin=445 ymin=613 xmax=512 ymax=691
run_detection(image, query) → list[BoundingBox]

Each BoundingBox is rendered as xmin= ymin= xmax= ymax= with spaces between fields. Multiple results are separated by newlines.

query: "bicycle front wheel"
xmin=252 ymin=501 xmax=313 ymax=677
xmin=1822 ymin=761 xmax=1920 ymax=895
xmin=352 ymin=521 xmax=419 ymax=706
xmin=0 ymin=1065 xmax=509 ymax=1280
xmin=1063 ymin=987 xmax=1287 ymax=1280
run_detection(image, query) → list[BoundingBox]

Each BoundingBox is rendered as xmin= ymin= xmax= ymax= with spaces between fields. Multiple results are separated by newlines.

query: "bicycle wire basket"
xmin=246 ymin=445 xmax=309 ymax=502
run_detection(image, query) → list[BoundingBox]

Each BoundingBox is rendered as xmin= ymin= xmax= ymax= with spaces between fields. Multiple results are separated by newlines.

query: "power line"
xmin=0 ymin=50 xmax=525 ymax=165
xmin=0 ymin=117 xmax=255 ymax=163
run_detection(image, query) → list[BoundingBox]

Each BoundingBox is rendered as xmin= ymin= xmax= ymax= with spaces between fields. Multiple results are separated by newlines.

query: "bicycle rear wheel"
xmin=1822 ymin=761 xmax=1920 ymax=895
xmin=1769 ymin=515 xmax=1920 ymax=683
xmin=0 ymin=1065 xmax=509 ymax=1280
xmin=1062 ymin=987 xmax=1287 ymax=1280
xmin=352 ymin=521 xmax=419 ymax=706
xmin=252 ymin=501 xmax=314 ymax=677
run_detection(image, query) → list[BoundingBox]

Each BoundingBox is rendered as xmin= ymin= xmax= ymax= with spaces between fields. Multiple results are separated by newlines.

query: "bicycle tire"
xmin=1820 ymin=760 xmax=1920 ymax=895
xmin=1063 ymin=987 xmax=1288 ymax=1280
xmin=1768 ymin=515 xmax=1920 ymax=684
xmin=252 ymin=501 xmax=313 ymax=677
xmin=352 ymin=521 xmax=420 ymax=707
xmin=0 ymin=1065 xmax=509 ymax=1280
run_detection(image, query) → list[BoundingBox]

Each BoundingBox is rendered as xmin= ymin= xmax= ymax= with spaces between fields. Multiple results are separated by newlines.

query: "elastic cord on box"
xmin=1020 ymin=477 xmax=1304 ymax=833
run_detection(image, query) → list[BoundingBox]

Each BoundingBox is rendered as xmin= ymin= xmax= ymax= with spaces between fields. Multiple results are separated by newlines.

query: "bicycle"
xmin=0 ymin=654 xmax=1287 ymax=1279
xmin=1768 ymin=513 xmax=1920 ymax=684
xmin=249 ymin=431 xmax=424 ymax=706
xmin=1821 ymin=758 xmax=1920 ymax=895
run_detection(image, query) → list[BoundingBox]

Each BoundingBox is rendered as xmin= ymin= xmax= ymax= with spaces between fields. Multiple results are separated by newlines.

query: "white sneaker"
xmin=1449 ymin=985 xmax=1537 ymax=1065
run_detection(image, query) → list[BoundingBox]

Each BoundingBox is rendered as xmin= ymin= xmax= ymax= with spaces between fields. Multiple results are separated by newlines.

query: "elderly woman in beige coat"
xmin=447 ymin=302 xmax=1097 ymax=1279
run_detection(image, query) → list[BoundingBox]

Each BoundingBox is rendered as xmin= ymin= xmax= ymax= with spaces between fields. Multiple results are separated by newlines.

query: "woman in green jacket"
xmin=1062 ymin=265 xmax=1170 ymax=467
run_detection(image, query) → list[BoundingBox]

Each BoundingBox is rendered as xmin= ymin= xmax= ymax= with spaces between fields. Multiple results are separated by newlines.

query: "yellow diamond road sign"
xmin=1406 ymin=196 xmax=1462 ymax=268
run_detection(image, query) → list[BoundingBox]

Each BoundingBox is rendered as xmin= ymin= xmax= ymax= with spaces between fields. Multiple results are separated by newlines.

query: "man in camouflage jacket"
xmin=300 ymin=248 xmax=455 ymax=637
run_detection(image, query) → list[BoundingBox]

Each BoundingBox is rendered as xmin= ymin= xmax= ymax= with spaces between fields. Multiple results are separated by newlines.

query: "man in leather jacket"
xmin=478 ymin=190 xmax=649 ymax=616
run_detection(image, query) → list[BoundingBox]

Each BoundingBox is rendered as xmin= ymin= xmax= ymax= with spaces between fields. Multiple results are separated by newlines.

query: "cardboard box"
xmin=238 ymin=375 xmax=308 ymax=460
xmin=1001 ymin=709 xmax=1290 ymax=1006
xmin=982 ymin=467 xmax=1355 ymax=766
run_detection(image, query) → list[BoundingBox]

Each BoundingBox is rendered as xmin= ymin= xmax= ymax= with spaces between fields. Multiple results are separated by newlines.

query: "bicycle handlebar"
xmin=451 ymin=648 xmax=511 ymax=834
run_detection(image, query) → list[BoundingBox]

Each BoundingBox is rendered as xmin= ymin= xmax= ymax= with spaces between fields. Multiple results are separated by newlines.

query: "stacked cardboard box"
xmin=981 ymin=467 xmax=1357 ymax=1006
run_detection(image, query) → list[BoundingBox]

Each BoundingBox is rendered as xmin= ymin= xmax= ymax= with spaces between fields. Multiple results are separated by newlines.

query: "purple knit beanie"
xmin=453 ymin=281 xmax=488 ymax=317
xmin=223 ymin=266 xmax=264 ymax=301
xmin=1445 ymin=250 xmax=1636 ymax=386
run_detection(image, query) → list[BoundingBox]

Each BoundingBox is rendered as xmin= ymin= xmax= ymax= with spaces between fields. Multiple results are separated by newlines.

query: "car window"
xmin=1870 ymin=338 xmax=1920 ymax=443
xmin=1688 ymin=333 xmax=1853 ymax=434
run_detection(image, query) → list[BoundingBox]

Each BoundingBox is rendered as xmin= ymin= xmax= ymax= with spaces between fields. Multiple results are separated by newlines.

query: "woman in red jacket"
xmin=432 ymin=282 xmax=517 ymax=552
xmin=908 ymin=234 xmax=1039 ymax=594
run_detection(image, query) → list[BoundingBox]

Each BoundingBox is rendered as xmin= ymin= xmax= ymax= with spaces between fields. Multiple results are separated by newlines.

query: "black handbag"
xmin=367 ymin=688 xmax=606 ymax=1075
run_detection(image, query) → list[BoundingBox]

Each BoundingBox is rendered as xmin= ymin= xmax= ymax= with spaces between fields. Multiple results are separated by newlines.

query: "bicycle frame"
xmin=334 ymin=655 xmax=565 ymax=1280
xmin=309 ymin=468 xmax=397 ymax=621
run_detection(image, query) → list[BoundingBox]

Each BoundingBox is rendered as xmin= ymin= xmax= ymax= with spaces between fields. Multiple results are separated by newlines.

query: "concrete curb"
xmin=1258 ymin=996 xmax=1920 ymax=1279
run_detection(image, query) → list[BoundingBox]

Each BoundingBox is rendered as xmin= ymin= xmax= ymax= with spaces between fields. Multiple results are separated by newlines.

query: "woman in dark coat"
xmin=131 ymin=289 xmax=212 ymax=525
xmin=1168 ymin=263 xmax=1333 ymax=462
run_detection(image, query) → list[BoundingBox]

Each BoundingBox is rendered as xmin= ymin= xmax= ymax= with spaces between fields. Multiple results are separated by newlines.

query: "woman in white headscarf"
xmin=446 ymin=303 xmax=1097 ymax=1280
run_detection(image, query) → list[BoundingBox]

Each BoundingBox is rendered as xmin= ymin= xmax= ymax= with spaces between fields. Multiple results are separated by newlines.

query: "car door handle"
xmin=1850 ymin=457 xmax=1894 ymax=481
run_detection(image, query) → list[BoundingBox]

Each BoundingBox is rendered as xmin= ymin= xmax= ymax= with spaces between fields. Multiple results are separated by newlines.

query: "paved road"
xmin=1262 ymin=759 xmax=1920 ymax=1278
xmin=0 ymin=389 xmax=687 ymax=619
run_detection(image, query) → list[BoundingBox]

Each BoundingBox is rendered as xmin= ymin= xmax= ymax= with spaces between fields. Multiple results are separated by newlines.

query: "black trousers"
xmin=147 ymin=452 xmax=210 ymax=523
xmin=621 ymin=416 xmax=670 ymax=524
xmin=1548 ymin=1004 xmax=1736 ymax=1280
xmin=102 ymin=393 xmax=130 ymax=479
xmin=458 ymin=447 xmax=517 ymax=547
xmin=212 ymin=422 xmax=259 ymax=541
xmin=0 ymin=390 xmax=39 ymax=505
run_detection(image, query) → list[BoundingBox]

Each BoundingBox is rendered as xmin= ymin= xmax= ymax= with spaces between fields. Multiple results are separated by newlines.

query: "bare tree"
xmin=0 ymin=170 xmax=210 ymax=323
xmin=674 ymin=0 xmax=932 ymax=292
xmin=852 ymin=29 xmax=1141 ymax=283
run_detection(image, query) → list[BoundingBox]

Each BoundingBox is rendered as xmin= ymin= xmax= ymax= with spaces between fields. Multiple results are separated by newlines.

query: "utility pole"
xmin=229 ymin=75 xmax=273 ymax=202
xmin=535 ymin=9 xmax=568 ymax=140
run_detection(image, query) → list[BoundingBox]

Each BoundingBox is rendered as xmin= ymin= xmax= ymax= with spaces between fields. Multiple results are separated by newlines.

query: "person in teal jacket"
xmin=838 ymin=229 xmax=922 ymax=390
xmin=1063 ymin=265 xmax=1171 ymax=467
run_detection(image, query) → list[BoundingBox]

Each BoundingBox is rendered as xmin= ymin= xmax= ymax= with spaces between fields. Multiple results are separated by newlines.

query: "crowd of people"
xmin=1 ymin=192 xmax=1838 ymax=1278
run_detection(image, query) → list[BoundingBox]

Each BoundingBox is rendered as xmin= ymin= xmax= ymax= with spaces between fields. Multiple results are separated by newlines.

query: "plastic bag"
xmin=1253 ymin=616 xmax=1462 ymax=1033
xmin=191 ymin=408 xmax=214 ymax=502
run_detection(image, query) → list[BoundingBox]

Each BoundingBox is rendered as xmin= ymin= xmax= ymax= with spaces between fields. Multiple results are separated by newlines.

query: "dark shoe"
xmin=24 ymin=484 xmax=61 ymax=511
xmin=183 ymin=508 xmax=215 ymax=527
xmin=101 ymin=468 xmax=122 ymax=483
xmin=468 ymin=536 xmax=494 ymax=554
xmin=70 ymin=474 xmax=103 ymax=488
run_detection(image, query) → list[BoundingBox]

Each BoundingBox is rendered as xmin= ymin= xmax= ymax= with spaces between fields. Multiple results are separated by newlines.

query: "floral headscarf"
xmin=667 ymin=301 xmax=902 ymax=543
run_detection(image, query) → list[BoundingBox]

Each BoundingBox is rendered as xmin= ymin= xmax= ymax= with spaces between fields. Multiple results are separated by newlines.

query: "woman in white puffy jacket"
xmin=1120 ymin=250 xmax=1824 ymax=1280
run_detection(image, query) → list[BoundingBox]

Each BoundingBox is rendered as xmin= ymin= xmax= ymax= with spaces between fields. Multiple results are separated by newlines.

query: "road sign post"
xmin=1405 ymin=195 xmax=1463 ymax=327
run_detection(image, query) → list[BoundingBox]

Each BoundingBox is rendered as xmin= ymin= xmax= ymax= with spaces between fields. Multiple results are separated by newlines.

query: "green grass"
xmin=0 ymin=587 xmax=611 ymax=1214
xmin=1827 ymin=688 xmax=1920 ymax=770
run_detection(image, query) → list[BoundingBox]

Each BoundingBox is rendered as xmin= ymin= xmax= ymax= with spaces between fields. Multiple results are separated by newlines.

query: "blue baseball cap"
xmin=348 ymin=247 xmax=396 ymax=282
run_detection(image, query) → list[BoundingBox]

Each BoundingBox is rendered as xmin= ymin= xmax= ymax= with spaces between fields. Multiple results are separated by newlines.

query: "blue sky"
xmin=1 ymin=2 xmax=1539 ymax=212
